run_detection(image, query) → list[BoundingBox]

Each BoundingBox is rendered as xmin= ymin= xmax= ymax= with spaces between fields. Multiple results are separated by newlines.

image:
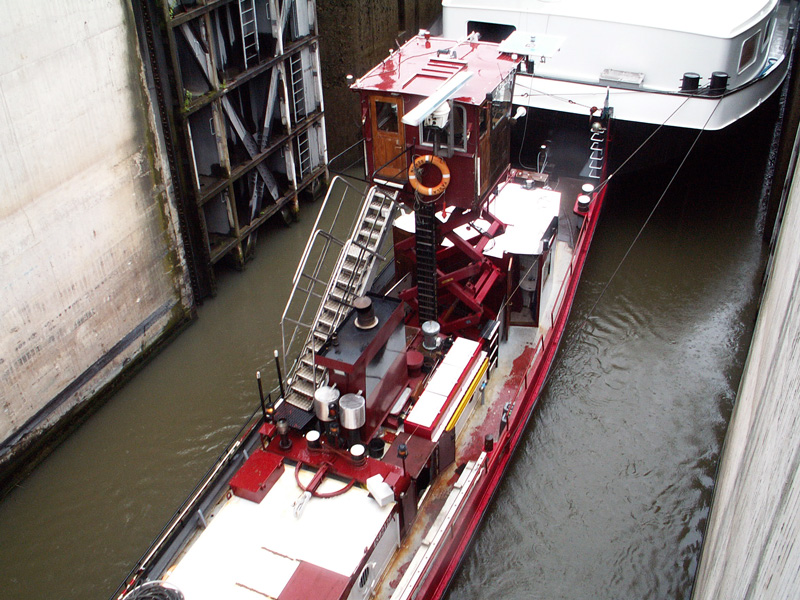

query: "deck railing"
xmin=111 ymin=392 xmax=278 ymax=599
xmin=280 ymin=175 xmax=368 ymax=372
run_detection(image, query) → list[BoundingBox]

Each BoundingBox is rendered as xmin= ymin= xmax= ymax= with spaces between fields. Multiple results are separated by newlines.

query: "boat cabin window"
xmin=421 ymin=103 xmax=468 ymax=152
xmin=479 ymin=105 xmax=488 ymax=137
xmin=467 ymin=20 xmax=516 ymax=43
xmin=376 ymin=100 xmax=399 ymax=132
xmin=739 ymin=31 xmax=760 ymax=73
xmin=490 ymin=73 xmax=513 ymax=128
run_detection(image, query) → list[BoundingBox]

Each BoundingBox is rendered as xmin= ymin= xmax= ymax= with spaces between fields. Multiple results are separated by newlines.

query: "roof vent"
xmin=422 ymin=320 xmax=441 ymax=350
xmin=354 ymin=296 xmax=379 ymax=330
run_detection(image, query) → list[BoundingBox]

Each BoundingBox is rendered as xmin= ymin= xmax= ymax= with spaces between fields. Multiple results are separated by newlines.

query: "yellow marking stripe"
xmin=446 ymin=359 xmax=489 ymax=431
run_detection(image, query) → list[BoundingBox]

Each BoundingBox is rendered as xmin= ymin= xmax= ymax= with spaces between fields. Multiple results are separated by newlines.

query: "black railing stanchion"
xmin=274 ymin=349 xmax=285 ymax=399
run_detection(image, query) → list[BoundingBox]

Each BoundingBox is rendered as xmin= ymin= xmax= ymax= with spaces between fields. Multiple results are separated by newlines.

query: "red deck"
xmin=352 ymin=35 xmax=517 ymax=103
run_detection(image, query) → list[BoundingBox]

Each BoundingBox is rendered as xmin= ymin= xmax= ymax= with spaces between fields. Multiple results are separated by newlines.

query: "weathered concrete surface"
xmin=0 ymin=0 xmax=193 ymax=475
xmin=692 ymin=144 xmax=800 ymax=597
xmin=317 ymin=0 xmax=442 ymax=157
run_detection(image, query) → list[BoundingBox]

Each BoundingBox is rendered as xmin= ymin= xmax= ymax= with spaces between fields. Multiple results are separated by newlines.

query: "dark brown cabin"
xmin=351 ymin=34 xmax=520 ymax=208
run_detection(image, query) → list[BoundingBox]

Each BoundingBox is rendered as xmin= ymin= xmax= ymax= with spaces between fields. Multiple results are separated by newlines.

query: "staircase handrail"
xmin=280 ymin=178 xmax=395 ymax=377
xmin=295 ymin=186 xmax=392 ymax=371
xmin=288 ymin=175 xmax=352 ymax=287
xmin=280 ymin=184 xmax=397 ymax=395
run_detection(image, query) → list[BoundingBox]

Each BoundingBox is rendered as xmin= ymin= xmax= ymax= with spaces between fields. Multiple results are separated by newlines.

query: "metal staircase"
xmin=239 ymin=0 xmax=259 ymax=69
xmin=280 ymin=177 xmax=398 ymax=412
xmin=588 ymin=127 xmax=606 ymax=179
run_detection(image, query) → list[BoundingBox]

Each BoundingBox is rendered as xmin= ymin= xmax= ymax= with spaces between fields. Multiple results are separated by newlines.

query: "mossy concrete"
xmin=0 ymin=0 xmax=194 ymax=487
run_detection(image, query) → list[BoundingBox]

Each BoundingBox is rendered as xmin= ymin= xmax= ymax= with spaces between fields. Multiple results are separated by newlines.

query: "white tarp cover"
xmin=165 ymin=466 xmax=395 ymax=599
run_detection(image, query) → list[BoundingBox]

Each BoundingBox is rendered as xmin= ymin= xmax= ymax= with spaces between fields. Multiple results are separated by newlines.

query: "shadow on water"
xmin=445 ymin=98 xmax=776 ymax=599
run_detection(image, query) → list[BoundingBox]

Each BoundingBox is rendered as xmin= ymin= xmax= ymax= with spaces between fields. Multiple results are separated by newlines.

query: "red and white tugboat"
xmin=116 ymin=31 xmax=610 ymax=600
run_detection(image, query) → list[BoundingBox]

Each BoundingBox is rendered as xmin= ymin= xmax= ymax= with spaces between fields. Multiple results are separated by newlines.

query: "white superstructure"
xmin=443 ymin=0 xmax=796 ymax=129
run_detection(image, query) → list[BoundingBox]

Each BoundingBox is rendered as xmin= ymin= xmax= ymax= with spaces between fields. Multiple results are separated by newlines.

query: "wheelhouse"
xmin=351 ymin=33 xmax=520 ymax=209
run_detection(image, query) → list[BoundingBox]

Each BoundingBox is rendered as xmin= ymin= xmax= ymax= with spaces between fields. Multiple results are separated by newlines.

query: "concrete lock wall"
xmin=0 ymin=0 xmax=193 ymax=473
xmin=692 ymin=148 xmax=800 ymax=597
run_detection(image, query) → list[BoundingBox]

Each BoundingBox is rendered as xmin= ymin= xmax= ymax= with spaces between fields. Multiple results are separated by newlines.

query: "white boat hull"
xmin=512 ymin=53 xmax=789 ymax=130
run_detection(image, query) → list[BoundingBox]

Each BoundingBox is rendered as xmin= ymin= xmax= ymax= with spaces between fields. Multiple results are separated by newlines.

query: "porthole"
xmin=358 ymin=565 xmax=371 ymax=589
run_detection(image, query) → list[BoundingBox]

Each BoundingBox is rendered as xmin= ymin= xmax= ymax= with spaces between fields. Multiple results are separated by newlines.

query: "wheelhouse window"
xmin=739 ymin=31 xmax=760 ymax=73
xmin=376 ymin=101 xmax=399 ymax=132
xmin=420 ymin=103 xmax=468 ymax=152
xmin=490 ymin=72 xmax=514 ymax=128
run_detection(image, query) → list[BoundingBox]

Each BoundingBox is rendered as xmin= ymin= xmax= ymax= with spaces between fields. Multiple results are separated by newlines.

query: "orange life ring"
xmin=408 ymin=154 xmax=451 ymax=196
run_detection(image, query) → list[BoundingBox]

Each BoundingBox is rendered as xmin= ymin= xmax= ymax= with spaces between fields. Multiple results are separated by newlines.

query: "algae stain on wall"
xmin=0 ymin=0 xmax=193 ymax=469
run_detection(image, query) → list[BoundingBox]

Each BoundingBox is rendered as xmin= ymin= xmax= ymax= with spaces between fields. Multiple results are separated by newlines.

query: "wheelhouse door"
xmin=370 ymin=95 xmax=406 ymax=180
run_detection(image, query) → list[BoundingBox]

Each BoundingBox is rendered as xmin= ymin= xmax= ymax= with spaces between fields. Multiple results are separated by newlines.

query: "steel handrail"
xmin=281 ymin=176 xmax=366 ymax=371
xmin=302 ymin=189 xmax=397 ymax=388
xmin=300 ymin=186 xmax=381 ymax=359
xmin=280 ymin=182 xmax=397 ymax=395
xmin=281 ymin=228 xmax=345 ymax=359
xmin=370 ymin=144 xmax=414 ymax=185
xmin=288 ymin=175 xmax=359 ymax=287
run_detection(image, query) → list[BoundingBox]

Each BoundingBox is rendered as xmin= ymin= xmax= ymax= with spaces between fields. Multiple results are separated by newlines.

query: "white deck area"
xmin=164 ymin=465 xmax=395 ymax=599
xmin=394 ymin=183 xmax=561 ymax=257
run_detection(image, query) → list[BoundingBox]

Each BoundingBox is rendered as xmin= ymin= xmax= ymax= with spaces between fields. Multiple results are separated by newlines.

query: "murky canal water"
xmin=446 ymin=108 xmax=776 ymax=599
xmin=0 ymin=101 xmax=776 ymax=599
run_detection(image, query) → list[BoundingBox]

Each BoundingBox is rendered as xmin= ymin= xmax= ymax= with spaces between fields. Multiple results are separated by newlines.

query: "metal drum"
xmin=422 ymin=320 xmax=441 ymax=350
xmin=339 ymin=393 xmax=366 ymax=430
xmin=313 ymin=385 xmax=340 ymax=422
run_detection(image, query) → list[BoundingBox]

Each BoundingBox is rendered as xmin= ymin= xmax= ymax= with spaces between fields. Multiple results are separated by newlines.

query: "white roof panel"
xmin=442 ymin=337 xmax=481 ymax=365
xmin=406 ymin=337 xmax=480 ymax=430
xmin=165 ymin=466 xmax=395 ymax=599
xmin=443 ymin=0 xmax=777 ymax=39
xmin=407 ymin=389 xmax=449 ymax=428
xmin=482 ymin=184 xmax=561 ymax=258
